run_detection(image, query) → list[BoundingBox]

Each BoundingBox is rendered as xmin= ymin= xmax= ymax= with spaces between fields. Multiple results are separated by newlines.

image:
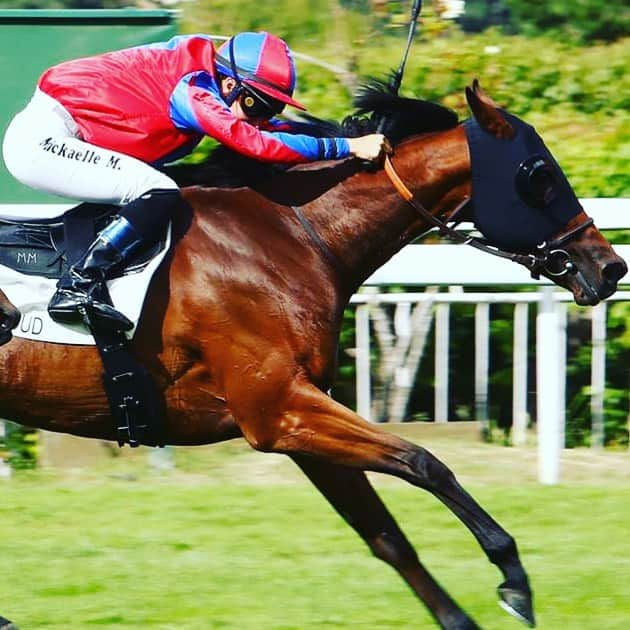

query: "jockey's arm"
xmin=172 ymin=81 xmax=346 ymax=163
xmin=171 ymin=78 xmax=384 ymax=163
xmin=264 ymin=118 xmax=388 ymax=162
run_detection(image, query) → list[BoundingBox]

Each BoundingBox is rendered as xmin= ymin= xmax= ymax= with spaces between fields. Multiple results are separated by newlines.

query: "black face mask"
xmin=465 ymin=112 xmax=582 ymax=251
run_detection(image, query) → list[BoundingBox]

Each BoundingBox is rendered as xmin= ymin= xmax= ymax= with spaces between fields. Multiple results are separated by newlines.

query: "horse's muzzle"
xmin=598 ymin=259 xmax=628 ymax=300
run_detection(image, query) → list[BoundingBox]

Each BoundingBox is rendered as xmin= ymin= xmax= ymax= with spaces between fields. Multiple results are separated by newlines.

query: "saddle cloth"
xmin=0 ymin=204 xmax=171 ymax=345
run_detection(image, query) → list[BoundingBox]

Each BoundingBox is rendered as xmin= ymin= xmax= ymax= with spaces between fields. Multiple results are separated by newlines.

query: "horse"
xmin=0 ymin=80 xmax=625 ymax=630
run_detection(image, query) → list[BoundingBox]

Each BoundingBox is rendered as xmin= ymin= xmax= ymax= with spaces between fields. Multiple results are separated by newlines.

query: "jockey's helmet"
xmin=215 ymin=32 xmax=306 ymax=115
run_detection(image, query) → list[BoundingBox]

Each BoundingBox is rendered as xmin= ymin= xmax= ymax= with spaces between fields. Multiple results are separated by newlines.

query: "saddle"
xmin=0 ymin=203 xmax=167 ymax=448
xmin=0 ymin=202 xmax=164 ymax=278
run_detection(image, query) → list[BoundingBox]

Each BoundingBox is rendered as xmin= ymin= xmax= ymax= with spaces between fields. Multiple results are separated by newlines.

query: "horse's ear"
xmin=465 ymin=79 xmax=515 ymax=140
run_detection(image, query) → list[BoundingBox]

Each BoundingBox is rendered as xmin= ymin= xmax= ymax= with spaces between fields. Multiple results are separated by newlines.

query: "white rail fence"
xmin=351 ymin=198 xmax=629 ymax=484
xmin=350 ymin=289 xmax=630 ymax=484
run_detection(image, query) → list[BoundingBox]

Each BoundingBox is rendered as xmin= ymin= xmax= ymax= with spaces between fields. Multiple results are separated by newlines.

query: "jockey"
xmin=2 ymin=32 xmax=386 ymax=332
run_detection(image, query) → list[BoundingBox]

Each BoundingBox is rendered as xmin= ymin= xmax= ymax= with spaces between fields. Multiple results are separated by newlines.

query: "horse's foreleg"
xmin=236 ymin=382 xmax=534 ymax=627
xmin=292 ymin=455 xmax=479 ymax=630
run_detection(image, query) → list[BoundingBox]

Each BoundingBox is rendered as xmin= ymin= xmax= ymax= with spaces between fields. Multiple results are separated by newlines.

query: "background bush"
xmin=181 ymin=2 xmax=629 ymax=197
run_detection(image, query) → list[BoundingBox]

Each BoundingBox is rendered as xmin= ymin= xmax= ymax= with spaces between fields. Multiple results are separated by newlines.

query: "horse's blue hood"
xmin=465 ymin=112 xmax=582 ymax=251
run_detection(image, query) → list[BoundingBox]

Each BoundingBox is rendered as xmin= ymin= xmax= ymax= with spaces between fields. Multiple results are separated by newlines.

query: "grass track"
xmin=0 ymin=438 xmax=629 ymax=629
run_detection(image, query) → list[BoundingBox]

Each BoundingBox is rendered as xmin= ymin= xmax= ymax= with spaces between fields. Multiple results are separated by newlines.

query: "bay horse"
xmin=0 ymin=81 xmax=626 ymax=630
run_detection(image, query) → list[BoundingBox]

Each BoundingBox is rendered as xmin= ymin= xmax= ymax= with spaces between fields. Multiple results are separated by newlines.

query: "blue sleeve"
xmin=264 ymin=130 xmax=350 ymax=161
xmin=264 ymin=118 xmax=351 ymax=160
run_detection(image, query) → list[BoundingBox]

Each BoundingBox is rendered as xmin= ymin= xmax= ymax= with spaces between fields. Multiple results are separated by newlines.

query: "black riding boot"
xmin=48 ymin=189 xmax=180 ymax=332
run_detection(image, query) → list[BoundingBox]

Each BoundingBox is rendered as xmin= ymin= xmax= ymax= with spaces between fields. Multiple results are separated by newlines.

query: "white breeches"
xmin=2 ymin=89 xmax=177 ymax=211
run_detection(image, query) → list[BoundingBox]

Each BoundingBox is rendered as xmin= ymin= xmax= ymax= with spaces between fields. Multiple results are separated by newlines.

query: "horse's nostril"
xmin=602 ymin=261 xmax=628 ymax=284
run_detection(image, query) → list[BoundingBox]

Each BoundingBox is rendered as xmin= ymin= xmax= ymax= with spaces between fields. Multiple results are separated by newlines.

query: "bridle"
xmin=383 ymin=154 xmax=593 ymax=280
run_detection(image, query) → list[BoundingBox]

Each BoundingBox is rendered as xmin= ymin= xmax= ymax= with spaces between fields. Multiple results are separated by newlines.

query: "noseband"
xmin=383 ymin=155 xmax=593 ymax=280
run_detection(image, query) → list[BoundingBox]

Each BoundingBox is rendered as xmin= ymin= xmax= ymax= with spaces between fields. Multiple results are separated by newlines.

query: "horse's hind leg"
xmin=236 ymin=382 xmax=534 ymax=627
xmin=292 ymin=455 xmax=479 ymax=630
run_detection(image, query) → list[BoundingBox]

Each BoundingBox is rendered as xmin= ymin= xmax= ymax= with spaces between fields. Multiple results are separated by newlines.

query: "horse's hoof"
xmin=0 ymin=616 xmax=18 ymax=630
xmin=498 ymin=584 xmax=535 ymax=627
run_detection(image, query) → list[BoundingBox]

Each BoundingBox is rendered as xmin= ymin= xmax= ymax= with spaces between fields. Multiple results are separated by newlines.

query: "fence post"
xmin=556 ymin=301 xmax=568 ymax=448
xmin=512 ymin=302 xmax=529 ymax=446
xmin=591 ymin=302 xmax=607 ymax=449
xmin=536 ymin=287 xmax=563 ymax=484
xmin=355 ymin=304 xmax=372 ymax=421
xmin=434 ymin=302 xmax=450 ymax=422
xmin=475 ymin=302 xmax=490 ymax=433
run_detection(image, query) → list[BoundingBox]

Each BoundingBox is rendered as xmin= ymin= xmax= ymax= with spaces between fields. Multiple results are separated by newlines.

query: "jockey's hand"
xmin=347 ymin=134 xmax=391 ymax=161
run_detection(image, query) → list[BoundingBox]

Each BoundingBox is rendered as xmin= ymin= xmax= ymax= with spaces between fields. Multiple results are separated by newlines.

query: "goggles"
xmin=239 ymin=86 xmax=286 ymax=120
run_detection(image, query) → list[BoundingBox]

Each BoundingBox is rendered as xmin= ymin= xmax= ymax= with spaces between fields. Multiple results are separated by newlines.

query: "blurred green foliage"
xmin=180 ymin=3 xmax=628 ymax=197
xmin=2 ymin=422 xmax=38 ymax=469
xmin=463 ymin=0 xmax=630 ymax=44
xmin=503 ymin=0 xmax=630 ymax=44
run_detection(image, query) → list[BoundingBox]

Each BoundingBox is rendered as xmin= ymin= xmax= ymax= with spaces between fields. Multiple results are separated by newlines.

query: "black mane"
xmin=166 ymin=77 xmax=459 ymax=189
xmin=345 ymin=76 xmax=459 ymax=144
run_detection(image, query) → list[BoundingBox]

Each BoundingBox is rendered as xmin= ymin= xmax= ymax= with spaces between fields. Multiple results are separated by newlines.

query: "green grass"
xmin=0 ymin=447 xmax=629 ymax=629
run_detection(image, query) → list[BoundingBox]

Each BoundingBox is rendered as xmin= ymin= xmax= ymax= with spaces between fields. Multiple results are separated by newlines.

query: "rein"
xmin=383 ymin=155 xmax=593 ymax=279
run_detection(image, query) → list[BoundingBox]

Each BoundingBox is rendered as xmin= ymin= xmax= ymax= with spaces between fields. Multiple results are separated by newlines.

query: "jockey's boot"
xmin=48 ymin=189 xmax=181 ymax=332
xmin=48 ymin=216 xmax=139 ymax=331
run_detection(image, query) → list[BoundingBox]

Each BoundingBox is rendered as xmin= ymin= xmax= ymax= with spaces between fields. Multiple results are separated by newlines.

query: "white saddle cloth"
xmin=0 ymin=225 xmax=171 ymax=345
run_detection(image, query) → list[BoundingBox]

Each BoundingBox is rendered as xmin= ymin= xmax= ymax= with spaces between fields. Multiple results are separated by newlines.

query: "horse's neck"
xmin=312 ymin=126 xmax=470 ymax=290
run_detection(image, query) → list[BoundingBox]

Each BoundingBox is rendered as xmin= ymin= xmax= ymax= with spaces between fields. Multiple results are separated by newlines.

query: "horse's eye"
xmin=515 ymin=155 xmax=559 ymax=209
